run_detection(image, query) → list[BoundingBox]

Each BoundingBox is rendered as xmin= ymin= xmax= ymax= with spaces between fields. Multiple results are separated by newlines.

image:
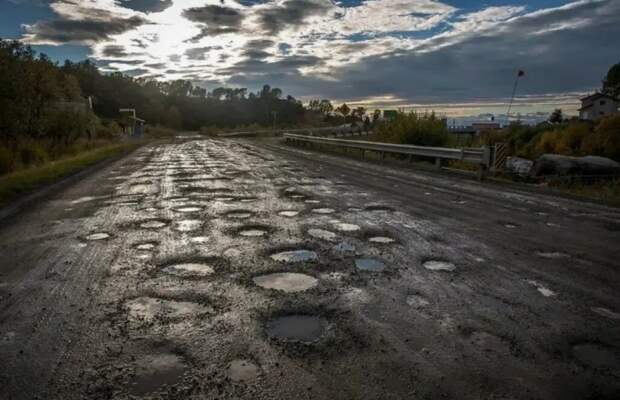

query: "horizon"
xmin=2 ymin=0 xmax=618 ymax=119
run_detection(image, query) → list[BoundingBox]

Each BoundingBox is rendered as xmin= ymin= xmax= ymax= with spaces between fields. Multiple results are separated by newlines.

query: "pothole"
xmin=423 ymin=260 xmax=456 ymax=272
xmin=278 ymin=210 xmax=300 ymax=217
xmin=333 ymin=242 xmax=356 ymax=253
xmin=130 ymin=353 xmax=187 ymax=396
xmin=308 ymin=228 xmax=337 ymax=242
xmin=305 ymin=200 xmax=321 ymax=204
xmin=237 ymin=225 xmax=270 ymax=237
xmin=536 ymin=251 xmax=570 ymax=259
xmin=270 ymin=250 xmax=318 ymax=263
xmin=228 ymin=360 xmax=259 ymax=383
xmin=265 ymin=315 xmax=328 ymax=344
xmin=135 ymin=242 xmax=157 ymax=251
xmin=126 ymin=297 xmax=209 ymax=322
xmin=355 ymin=258 xmax=386 ymax=272
xmin=527 ymin=280 xmax=556 ymax=297
xmin=163 ymin=263 xmax=214 ymax=277
xmin=364 ymin=205 xmax=394 ymax=212
xmin=368 ymin=236 xmax=395 ymax=244
xmin=173 ymin=206 xmax=203 ymax=213
xmin=312 ymin=208 xmax=336 ymax=214
xmin=140 ymin=220 xmax=168 ymax=229
xmin=406 ymin=294 xmax=430 ymax=308
xmin=333 ymin=222 xmax=361 ymax=232
xmin=253 ymin=273 xmax=318 ymax=293
xmin=174 ymin=219 xmax=203 ymax=232
xmin=225 ymin=210 xmax=254 ymax=219
xmin=572 ymin=342 xmax=620 ymax=370
xmin=85 ymin=232 xmax=110 ymax=241
xmin=190 ymin=236 xmax=209 ymax=244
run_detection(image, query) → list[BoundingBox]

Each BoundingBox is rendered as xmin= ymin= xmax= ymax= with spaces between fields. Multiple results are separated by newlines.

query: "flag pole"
xmin=506 ymin=70 xmax=524 ymax=124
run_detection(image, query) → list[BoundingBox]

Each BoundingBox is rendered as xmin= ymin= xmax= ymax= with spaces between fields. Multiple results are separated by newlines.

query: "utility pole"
xmin=272 ymin=111 xmax=277 ymax=131
xmin=506 ymin=69 xmax=525 ymax=124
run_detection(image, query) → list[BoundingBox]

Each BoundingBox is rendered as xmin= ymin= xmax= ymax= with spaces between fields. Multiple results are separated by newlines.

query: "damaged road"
xmin=0 ymin=138 xmax=619 ymax=399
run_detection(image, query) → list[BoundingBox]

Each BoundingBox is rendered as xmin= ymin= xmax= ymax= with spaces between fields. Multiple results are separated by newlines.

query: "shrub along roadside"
xmin=0 ymin=143 xmax=138 ymax=206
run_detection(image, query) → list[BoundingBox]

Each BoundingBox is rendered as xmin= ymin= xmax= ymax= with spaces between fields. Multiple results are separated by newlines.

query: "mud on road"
xmin=1 ymin=137 xmax=619 ymax=399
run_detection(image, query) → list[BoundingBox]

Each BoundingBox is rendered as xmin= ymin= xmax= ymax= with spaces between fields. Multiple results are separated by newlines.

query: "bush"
xmin=0 ymin=146 xmax=14 ymax=174
xmin=375 ymin=111 xmax=449 ymax=147
xmin=18 ymin=141 xmax=48 ymax=166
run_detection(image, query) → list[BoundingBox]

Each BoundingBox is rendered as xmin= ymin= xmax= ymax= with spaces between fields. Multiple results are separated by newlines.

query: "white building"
xmin=579 ymin=93 xmax=619 ymax=120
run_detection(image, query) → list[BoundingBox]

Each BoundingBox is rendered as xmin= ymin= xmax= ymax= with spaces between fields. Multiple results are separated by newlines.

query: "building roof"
xmin=580 ymin=92 xmax=618 ymax=102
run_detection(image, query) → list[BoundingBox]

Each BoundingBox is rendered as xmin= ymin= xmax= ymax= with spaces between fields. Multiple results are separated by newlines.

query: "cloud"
xmin=256 ymin=0 xmax=333 ymax=35
xmin=182 ymin=4 xmax=244 ymax=41
xmin=22 ymin=1 xmax=148 ymax=45
xmin=119 ymin=0 xmax=173 ymax=13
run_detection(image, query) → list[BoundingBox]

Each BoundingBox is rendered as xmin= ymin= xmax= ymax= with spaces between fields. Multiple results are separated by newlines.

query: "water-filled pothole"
xmin=173 ymin=206 xmax=203 ymax=213
xmin=333 ymin=242 xmax=356 ymax=253
xmin=278 ymin=210 xmax=300 ymax=217
xmin=423 ymin=260 xmax=456 ymax=272
xmin=85 ymin=232 xmax=110 ymax=241
xmin=312 ymin=208 xmax=336 ymax=214
xmin=368 ymin=236 xmax=395 ymax=244
xmin=265 ymin=315 xmax=328 ymax=344
xmin=253 ymin=273 xmax=318 ymax=292
xmin=237 ymin=225 xmax=270 ymax=237
xmin=225 ymin=210 xmax=254 ymax=219
xmin=334 ymin=223 xmax=361 ymax=232
xmin=163 ymin=263 xmax=214 ymax=277
xmin=527 ymin=280 xmax=556 ymax=297
xmin=536 ymin=251 xmax=570 ymax=259
xmin=406 ymin=294 xmax=430 ymax=308
xmin=174 ymin=219 xmax=202 ymax=232
xmin=271 ymin=250 xmax=318 ymax=263
xmin=364 ymin=205 xmax=394 ymax=212
xmin=130 ymin=353 xmax=187 ymax=396
xmin=355 ymin=258 xmax=386 ymax=272
xmin=140 ymin=220 xmax=168 ymax=229
xmin=135 ymin=242 xmax=157 ymax=251
xmin=308 ymin=228 xmax=337 ymax=242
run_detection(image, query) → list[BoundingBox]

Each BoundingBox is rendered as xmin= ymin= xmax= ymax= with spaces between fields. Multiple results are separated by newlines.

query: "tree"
xmin=602 ymin=62 xmax=620 ymax=98
xmin=336 ymin=103 xmax=350 ymax=117
xmin=549 ymin=109 xmax=563 ymax=124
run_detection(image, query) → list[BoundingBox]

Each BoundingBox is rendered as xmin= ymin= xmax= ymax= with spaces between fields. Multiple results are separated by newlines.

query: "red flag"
xmin=518 ymin=70 xmax=525 ymax=77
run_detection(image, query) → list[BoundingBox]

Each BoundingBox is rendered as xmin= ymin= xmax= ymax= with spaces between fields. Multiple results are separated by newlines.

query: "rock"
xmin=530 ymin=154 xmax=620 ymax=177
xmin=505 ymin=156 xmax=534 ymax=175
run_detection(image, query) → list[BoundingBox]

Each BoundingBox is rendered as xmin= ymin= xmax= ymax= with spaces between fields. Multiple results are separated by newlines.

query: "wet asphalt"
xmin=0 ymin=137 xmax=619 ymax=399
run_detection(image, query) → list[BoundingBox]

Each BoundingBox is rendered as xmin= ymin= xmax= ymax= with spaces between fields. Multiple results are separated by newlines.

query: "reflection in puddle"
xmin=527 ymin=280 xmax=556 ymax=297
xmin=266 ymin=315 xmax=328 ymax=344
xmin=86 ymin=233 xmax=110 ymax=241
xmin=140 ymin=220 xmax=168 ymax=229
xmin=312 ymin=208 xmax=335 ymax=214
xmin=253 ymin=273 xmax=318 ymax=292
xmin=174 ymin=219 xmax=202 ymax=232
xmin=333 ymin=242 xmax=356 ymax=253
xmin=368 ymin=236 xmax=395 ymax=244
xmin=271 ymin=250 xmax=318 ymax=263
xmin=355 ymin=258 xmax=386 ymax=272
xmin=278 ymin=210 xmax=300 ymax=217
xmin=334 ymin=223 xmax=361 ymax=232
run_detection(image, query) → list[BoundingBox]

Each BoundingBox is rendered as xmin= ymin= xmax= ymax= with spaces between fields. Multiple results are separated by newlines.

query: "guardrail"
xmin=283 ymin=133 xmax=492 ymax=180
xmin=218 ymin=126 xmax=371 ymax=138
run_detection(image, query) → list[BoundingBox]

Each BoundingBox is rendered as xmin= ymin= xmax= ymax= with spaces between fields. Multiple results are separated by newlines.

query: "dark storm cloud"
xmin=182 ymin=5 xmax=244 ymax=41
xmin=119 ymin=0 xmax=173 ymax=13
xmin=257 ymin=0 xmax=333 ymax=35
xmin=24 ymin=7 xmax=148 ymax=44
xmin=221 ymin=54 xmax=323 ymax=76
xmin=226 ymin=0 xmax=620 ymax=104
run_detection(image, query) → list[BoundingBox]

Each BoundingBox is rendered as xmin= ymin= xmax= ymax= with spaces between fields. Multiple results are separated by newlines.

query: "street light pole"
xmin=506 ymin=69 xmax=525 ymax=125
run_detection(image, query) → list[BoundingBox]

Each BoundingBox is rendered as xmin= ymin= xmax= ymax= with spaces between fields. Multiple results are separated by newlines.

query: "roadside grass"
xmin=0 ymin=143 xmax=138 ymax=206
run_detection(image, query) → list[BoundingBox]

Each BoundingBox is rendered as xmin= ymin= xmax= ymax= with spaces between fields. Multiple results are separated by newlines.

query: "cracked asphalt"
xmin=1 ymin=137 xmax=619 ymax=399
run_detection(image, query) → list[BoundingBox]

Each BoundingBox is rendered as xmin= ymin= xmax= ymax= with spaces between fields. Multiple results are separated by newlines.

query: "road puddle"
xmin=355 ymin=258 xmax=386 ymax=272
xmin=163 ymin=263 xmax=214 ymax=277
xmin=190 ymin=236 xmax=209 ymax=244
xmin=333 ymin=242 xmax=356 ymax=253
xmin=364 ymin=205 xmax=394 ymax=212
xmin=527 ymin=280 xmax=556 ymax=297
xmin=308 ymin=229 xmax=337 ymax=241
xmin=266 ymin=315 xmax=328 ymax=344
xmin=140 ymin=220 xmax=168 ymax=229
xmin=225 ymin=210 xmax=254 ymax=219
xmin=70 ymin=196 xmax=100 ymax=205
xmin=423 ymin=260 xmax=456 ymax=272
xmin=305 ymin=200 xmax=321 ymax=204
xmin=312 ymin=208 xmax=336 ymax=214
xmin=174 ymin=219 xmax=202 ymax=232
xmin=253 ymin=273 xmax=318 ymax=292
xmin=278 ymin=210 xmax=300 ymax=217
xmin=270 ymin=250 xmax=318 ymax=263
xmin=536 ymin=251 xmax=570 ymax=259
xmin=368 ymin=236 xmax=395 ymax=244
xmin=228 ymin=360 xmax=259 ymax=382
xmin=130 ymin=353 xmax=187 ymax=396
xmin=85 ymin=233 xmax=110 ymax=241
xmin=591 ymin=307 xmax=620 ymax=320
xmin=126 ymin=297 xmax=208 ymax=321
xmin=136 ymin=243 xmax=156 ymax=251
xmin=334 ymin=223 xmax=361 ymax=232
xmin=174 ymin=206 xmax=203 ymax=213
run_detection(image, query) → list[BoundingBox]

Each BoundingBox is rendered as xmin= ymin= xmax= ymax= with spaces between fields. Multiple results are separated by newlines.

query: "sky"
xmin=2 ymin=0 xmax=619 ymax=121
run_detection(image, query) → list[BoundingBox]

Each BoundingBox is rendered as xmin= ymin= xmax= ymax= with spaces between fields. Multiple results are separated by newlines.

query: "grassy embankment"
xmin=0 ymin=142 xmax=138 ymax=206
